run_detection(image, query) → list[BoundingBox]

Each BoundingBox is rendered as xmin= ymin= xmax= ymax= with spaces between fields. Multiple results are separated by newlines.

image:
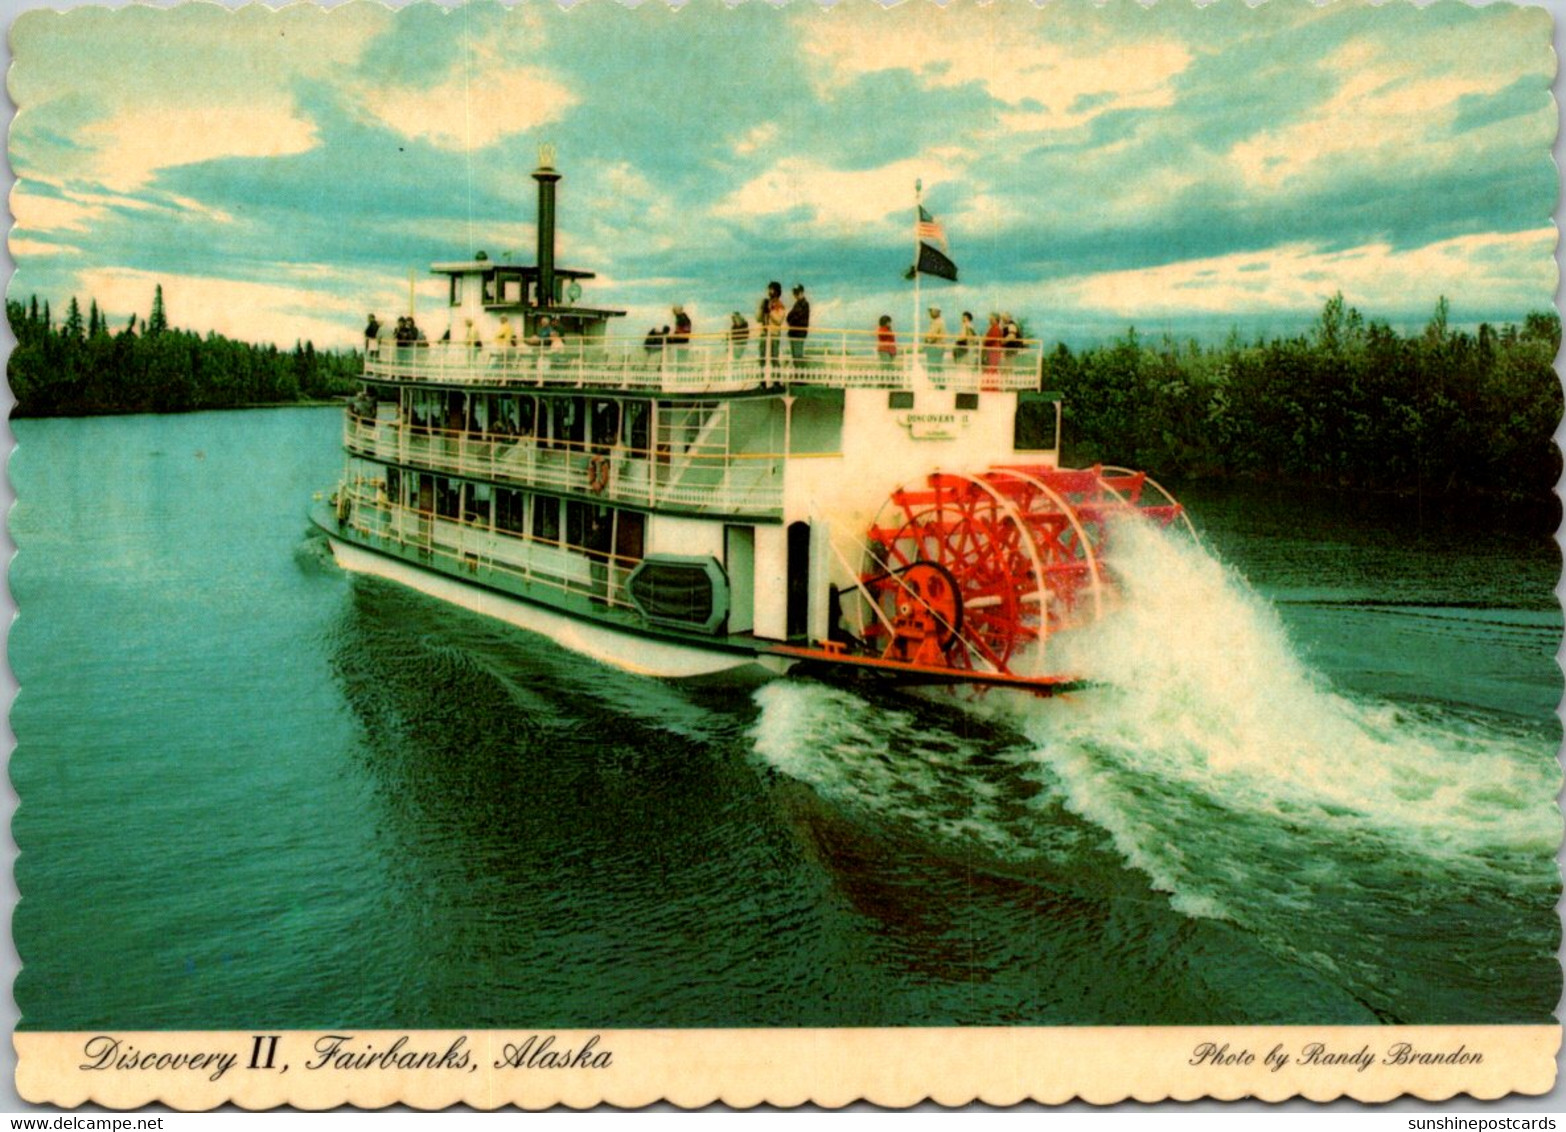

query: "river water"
xmin=11 ymin=407 xmax=1561 ymax=1029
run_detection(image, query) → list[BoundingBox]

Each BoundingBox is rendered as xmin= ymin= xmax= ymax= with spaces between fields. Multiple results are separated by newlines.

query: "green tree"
xmin=148 ymin=284 xmax=168 ymax=337
xmin=63 ymin=296 xmax=84 ymax=340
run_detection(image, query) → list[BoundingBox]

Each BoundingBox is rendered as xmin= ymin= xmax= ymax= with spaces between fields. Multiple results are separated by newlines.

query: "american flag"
xmin=916 ymin=205 xmax=948 ymax=250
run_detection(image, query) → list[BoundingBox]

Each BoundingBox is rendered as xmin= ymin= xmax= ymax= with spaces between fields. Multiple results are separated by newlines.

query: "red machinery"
xmin=770 ymin=465 xmax=1187 ymax=693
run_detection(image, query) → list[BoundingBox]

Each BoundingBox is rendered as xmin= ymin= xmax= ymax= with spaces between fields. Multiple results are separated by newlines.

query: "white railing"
xmin=339 ymin=479 xmax=638 ymax=609
xmin=364 ymin=327 xmax=1042 ymax=394
xmin=344 ymin=416 xmax=784 ymax=517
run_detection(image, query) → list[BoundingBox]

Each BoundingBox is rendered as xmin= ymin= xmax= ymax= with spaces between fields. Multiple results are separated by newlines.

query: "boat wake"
xmin=750 ymin=520 xmax=1560 ymax=1017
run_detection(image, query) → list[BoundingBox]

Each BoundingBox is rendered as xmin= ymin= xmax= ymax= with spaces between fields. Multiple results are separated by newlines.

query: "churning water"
xmin=751 ymin=516 xmax=1561 ymax=1024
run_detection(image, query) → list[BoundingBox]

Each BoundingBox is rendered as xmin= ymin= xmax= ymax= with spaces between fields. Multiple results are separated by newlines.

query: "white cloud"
xmin=356 ymin=49 xmax=577 ymax=151
xmin=11 ymin=184 xmax=103 ymax=234
xmin=1227 ymin=33 xmax=1552 ymax=191
xmin=11 ymin=3 xmax=384 ymax=193
xmin=12 ymin=178 xmax=238 ymax=238
xmin=81 ymin=104 xmax=318 ymax=195
xmin=75 ymin=266 xmax=368 ymax=349
xmin=9 ymin=236 xmax=81 ymax=259
xmin=714 ymin=156 xmax=958 ymax=235
xmin=800 ymin=9 xmax=1191 ymax=137
xmin=1049 ymin=229 xmax=1558 ymax=318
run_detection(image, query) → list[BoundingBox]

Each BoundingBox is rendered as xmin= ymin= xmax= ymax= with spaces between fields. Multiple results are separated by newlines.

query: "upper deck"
xmin=364 ymin=327 xmax=1044 ymax=395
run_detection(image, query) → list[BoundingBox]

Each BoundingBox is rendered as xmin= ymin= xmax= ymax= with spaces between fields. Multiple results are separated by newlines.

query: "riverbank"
xmin=10 ymin=397 xmax=347 ymax=420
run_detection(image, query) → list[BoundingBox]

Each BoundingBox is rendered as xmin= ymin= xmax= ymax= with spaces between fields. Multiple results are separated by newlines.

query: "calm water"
xmin=11 ymin=408 xmax=1561 ymax=1029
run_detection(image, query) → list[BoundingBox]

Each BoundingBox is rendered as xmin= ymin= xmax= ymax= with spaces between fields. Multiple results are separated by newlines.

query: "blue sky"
xmin=7 ymin=0 xmax=1558 ymax=350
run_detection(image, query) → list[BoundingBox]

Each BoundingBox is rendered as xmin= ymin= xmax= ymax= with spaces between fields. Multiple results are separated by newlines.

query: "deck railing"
xmin=364 ymin=327 xmax=1042 ymax=394
xmin=344 ymin=416 xmax=785 ymax=517
xmin=339 ymin=478 xmax=640 ymax=610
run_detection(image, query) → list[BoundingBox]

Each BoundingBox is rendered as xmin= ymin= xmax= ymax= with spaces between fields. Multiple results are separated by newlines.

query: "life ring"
xmin=587 ymin=454 xmax=610 ymax=495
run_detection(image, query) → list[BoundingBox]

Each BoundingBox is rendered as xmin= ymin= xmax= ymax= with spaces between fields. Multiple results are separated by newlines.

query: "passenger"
xmin=786 ymin=284 xmax=810 ymax=373
xmin=1001 ymin=313 xmax=1023 ymax=374
xmin=728 ymin=312 xmax=750 ymax=360
xmin=876 ymin=315 xmax=898 ymax=368
xmin=923 ymin=306 xmax=947 ymax=375
xmin=546 ymin=319 xmax=568 ymax=369
xmin=982 ymin=312 xmax=1004 ymax=379
xmin=670 ymin=305 xmax=692 ymax=368
xmin=758 ymin=282 xmax=785 ymax=380
xmin=364 ymin=313 xmax=381 ymax=347
xmin=394 ymin=317 xmax=413 ymax=364
xmin=953 ymin=311 xmax=978 ymax=365
xmin=490 ymin=316 xmax=514 ymax=373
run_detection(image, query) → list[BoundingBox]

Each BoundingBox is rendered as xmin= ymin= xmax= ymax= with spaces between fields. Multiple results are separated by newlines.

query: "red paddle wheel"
xmin=857 ymin=465 xmax=1186 ymax=679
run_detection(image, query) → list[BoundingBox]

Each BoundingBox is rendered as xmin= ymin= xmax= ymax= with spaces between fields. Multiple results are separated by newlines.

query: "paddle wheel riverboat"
xmin=312 ymin=151 xmax=1187 ymax=692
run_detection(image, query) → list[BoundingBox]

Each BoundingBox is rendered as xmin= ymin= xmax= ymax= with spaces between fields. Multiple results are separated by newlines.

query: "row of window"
xmin=391 ymin=388 xmax=658 ymax=451
xmin=383 ymin=466 xmax=646 ymax=562
xmin=449 ymin=271 xmax=574 ymax=309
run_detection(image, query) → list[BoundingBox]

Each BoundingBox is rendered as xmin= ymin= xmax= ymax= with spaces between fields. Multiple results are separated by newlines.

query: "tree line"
xmin=1043 ymin=295 xmax=1562 ymax=504
xmin=7 ymin=285 xmax=362 ymax=417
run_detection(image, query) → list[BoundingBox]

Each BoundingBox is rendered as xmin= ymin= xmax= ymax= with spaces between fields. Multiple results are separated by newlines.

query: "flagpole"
xmin=912 ymin=179 xmax=924 ymax=389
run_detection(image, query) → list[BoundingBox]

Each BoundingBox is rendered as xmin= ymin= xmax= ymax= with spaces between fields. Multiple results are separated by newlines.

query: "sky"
xmin=6 ymin=0 xmax=1559 ymax=351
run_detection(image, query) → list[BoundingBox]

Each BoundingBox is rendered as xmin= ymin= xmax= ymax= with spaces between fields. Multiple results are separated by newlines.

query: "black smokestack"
xmin=532 ymin=146 xmax=561 ymax=308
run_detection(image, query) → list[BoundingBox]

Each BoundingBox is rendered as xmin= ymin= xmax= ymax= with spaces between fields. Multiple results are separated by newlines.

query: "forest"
xmin=7 ymin=286 xmax=361 ymax=417
xmin=1043 ymin=295 xmax=1561 ymax=505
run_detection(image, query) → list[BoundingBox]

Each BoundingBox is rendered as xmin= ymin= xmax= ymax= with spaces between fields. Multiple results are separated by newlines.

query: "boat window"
xmin=889 ymin=391 xmax=914 ymax=409
xmin=568 ymin=398 xmax=586 ymax=447
xmin=517 ymin=396 xmax=535 ymax=437
xmin=565 ymin=500 xmax=588 ymax=549
xmin=465 ymin=483 xmax=492 ymax=527
xmin=1014 ymin=393 xmax=1059 ymax=452
xmin=590 ymin=400 xmax=619 ymax=451
xmin=435 ymin=477 xmax=461 ymax=519
xmin=533 ymin=495 xmax=560 ymax=542
xmin=500 ymin=278 xmax=522 ymax=305
xmin=623 ymin=401 xmax=650 ymax=454
xmin=386 ymin=467 xmax=401 ymax=501
xmin=495 ymin=488 xmax=525 ymax=534
xmin=548 ymin=397 xmax=584 ymax=451
xmin=450 ymin=276 xmax=462 ymax=306
xmin=615 ymin=511 xmax=646 ymax=562
xmin=565 ymin=501 xmax=613 ymax=557
xmin=955 ymin=393 xmax=979 ymax=411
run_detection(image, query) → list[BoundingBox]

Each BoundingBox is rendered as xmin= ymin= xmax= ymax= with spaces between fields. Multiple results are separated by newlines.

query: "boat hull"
xmin=324 ymin=532 xmax=785 ymax=680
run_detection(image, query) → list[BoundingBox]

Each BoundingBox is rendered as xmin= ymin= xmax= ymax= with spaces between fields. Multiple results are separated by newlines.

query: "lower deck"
xmin=320 ymin=464 xmax=832 ymax=668
xmin=321 ymin=524 xmax=785 ymax=678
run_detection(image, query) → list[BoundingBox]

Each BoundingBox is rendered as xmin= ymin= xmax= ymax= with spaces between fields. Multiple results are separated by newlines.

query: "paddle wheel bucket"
xmin=854 ymin=464 xmax=1189 ymax=680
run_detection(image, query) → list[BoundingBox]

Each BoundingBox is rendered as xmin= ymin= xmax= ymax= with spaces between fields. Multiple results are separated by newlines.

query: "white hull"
xmin=327 ymin=536 xmax=786 ymax=680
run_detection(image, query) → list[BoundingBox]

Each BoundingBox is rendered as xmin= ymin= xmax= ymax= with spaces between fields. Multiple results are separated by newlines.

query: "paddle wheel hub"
xmin=857 ymin=465 xmax=1186 ymax=680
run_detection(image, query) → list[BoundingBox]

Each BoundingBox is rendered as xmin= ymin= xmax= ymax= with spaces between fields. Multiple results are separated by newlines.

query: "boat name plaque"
xmin=897 ymin=412 xmax=971 ymax=440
